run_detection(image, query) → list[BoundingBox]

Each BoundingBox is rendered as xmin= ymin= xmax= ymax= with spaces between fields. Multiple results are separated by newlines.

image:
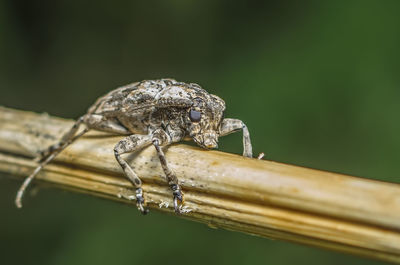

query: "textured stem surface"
xmin=1 ymin=106 xmax=400 ymax=263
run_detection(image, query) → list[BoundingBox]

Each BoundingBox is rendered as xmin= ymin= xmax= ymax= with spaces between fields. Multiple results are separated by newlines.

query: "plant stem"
xmin=1 ymin=106 xmax=400 ymax=263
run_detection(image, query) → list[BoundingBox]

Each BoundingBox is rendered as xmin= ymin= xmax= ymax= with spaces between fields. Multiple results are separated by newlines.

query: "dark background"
xmin=1 ymin=1 xmax=400 ymax=264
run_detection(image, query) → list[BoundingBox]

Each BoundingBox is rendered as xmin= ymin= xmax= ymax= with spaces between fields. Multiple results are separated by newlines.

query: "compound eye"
xmin=189 ymin=109 xmax=201 ymax=122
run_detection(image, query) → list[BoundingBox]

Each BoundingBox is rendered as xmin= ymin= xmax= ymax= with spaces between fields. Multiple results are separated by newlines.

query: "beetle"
xmin=15 ymin=79 xmax=253 ymax=214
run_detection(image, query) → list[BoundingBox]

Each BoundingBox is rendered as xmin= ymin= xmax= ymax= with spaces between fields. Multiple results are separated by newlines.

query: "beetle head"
xmin=187 ymin=94 xmax=225 ymax=149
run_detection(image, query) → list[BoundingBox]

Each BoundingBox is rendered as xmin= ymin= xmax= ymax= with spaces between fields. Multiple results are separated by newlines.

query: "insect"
xmin=15 ymin=79 xmax=253 ymax=214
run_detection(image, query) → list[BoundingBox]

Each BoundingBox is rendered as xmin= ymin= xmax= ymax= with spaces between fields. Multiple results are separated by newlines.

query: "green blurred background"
xmin=1 ymin=1 xmax=400 ymax=264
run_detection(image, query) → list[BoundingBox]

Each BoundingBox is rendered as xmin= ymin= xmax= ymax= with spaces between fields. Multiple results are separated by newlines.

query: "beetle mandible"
xmin=15 ymin=79 xmax=253 ymax=214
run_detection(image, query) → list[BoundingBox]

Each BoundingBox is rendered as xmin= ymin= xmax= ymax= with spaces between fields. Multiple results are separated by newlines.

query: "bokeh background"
xmin=1 ymin=1 xmax=400 ymax=264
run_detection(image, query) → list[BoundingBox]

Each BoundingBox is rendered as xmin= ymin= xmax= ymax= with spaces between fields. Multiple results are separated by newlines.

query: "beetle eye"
xmin=189 ymin=109 xmax=201 ymax=122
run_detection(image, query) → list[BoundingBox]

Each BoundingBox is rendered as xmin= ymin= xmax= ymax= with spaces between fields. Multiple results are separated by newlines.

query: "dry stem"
xmin=1 ymin=106 xmax=400 ymax=263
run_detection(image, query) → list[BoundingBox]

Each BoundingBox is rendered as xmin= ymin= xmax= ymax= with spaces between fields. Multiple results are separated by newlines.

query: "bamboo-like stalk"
xmin=1 ymin=106 xmax=400 ymax=263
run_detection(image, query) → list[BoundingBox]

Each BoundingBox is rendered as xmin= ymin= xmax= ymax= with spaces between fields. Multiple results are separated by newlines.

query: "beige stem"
xmin=1 ymin=106 xmax=400 ymax=263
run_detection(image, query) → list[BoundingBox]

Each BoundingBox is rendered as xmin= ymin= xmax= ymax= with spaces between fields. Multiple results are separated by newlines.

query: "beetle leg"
xmin=84 ymin=114 xmax=130 ymax=135
xmin=151 ymin=129 xmax=183 ymax=213
xmin=38 ymin=116 xmax=85 ymax=161
xmin=114 ymin=134 xmax=152 ymax=214
xmin=16 ymin=116 xmax=89 ymax=208
xmin=220 ymin=118 xmax=253 ymax=158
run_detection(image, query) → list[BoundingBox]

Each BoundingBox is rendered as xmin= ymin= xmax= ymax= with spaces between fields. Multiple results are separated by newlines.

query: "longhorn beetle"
xmin=15 ymin=79 xmax=253 ymax=214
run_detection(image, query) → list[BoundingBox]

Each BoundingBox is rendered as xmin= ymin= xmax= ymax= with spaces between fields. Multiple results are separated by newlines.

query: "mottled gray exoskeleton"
xmin=15 ymin=79 xmax=253 ymax=214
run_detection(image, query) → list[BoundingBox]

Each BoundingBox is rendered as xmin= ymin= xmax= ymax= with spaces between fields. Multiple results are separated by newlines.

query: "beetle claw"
xmin=172 ymin=187 xmax=183 ymax=213
xmin=138 ymin=202 xmax=149 ymax=215
xmin=135 ymin=188 xmax=149 ymax=214
xmin=173 ymin=195 xmax=184 ymax=213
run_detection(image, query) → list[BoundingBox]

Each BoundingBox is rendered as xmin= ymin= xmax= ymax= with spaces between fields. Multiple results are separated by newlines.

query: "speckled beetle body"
xmin=16 ymin=79 xmax=253 ymax=214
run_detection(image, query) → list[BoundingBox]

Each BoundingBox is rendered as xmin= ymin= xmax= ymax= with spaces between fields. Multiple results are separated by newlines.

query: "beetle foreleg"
xmin=151 ymin=129 xmax=183 ymax=213
xmin=114 ymin=134 xmax=152 ymax=214
xmin=220 ymin=118 xmax=253 ymax=158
